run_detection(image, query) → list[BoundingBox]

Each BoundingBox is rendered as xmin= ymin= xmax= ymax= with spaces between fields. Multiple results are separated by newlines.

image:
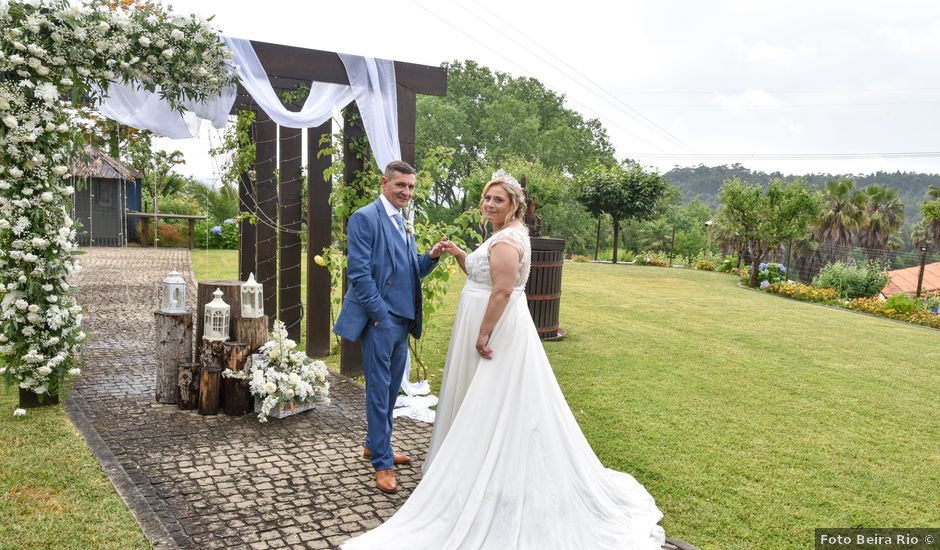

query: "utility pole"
xmin=916 ymin=245 xmax=928 ymax=298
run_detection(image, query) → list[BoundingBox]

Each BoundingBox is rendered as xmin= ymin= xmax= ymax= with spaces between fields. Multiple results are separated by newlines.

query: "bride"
xmin=342 ymin=171 xmax=665 ymax=549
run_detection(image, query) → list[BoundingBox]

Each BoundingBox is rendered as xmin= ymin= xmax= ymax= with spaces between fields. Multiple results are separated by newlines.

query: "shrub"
xmin=570 ymin=255 xmax=591 ymax=263
xmin=740 ymin=262 xmax=787 ymax=287
xmin=635 ymin=250 xmax=672 ymax=268
xmin=194 ymin=218 xmax=239 ymax=249
xmin=695 ymin=259 xmax=717 ymax=271
xmin=766 ymin=282 xmax=839 ymax=303
xmin=884 ymin=293 xmax=920 ymax=315
xmin=717 ymin=255 xmax=739 ymax=273
xmin=813 ymin=261 xmax=889 ymax=299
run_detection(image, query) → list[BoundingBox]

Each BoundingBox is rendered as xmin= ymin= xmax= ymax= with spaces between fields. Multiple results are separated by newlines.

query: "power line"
xmin=462 ymin=0 xmax=701 ymax=159
xmin=409 ymin=0 xmax=683 ymax=161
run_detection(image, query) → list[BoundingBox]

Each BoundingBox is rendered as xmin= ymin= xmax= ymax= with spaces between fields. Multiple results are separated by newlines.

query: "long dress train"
xmin=343 ymin=226 xmax=665 ymax=550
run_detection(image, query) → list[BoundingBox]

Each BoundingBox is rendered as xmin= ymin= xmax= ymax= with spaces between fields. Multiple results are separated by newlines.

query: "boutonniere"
xmin=402 ymin=207 xmax=415 ymax=235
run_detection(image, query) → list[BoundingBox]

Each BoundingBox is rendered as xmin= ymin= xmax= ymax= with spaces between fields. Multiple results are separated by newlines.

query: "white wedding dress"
xmin=342 ymin=225 xmax=665 ymax=550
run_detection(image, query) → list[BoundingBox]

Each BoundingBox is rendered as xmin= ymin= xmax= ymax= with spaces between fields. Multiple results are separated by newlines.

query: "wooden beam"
xmin=306 ymin=121 xmax=332 ymax=357
xmin=278 ymin=125 xmax=303 ymax=342
xmin=340 ymin=103 xmax=366 ymax=378
xmin=396 ymin=84 xmax=417 ymax=166
xmin=254 ymin=111 xmax=278 ymax=330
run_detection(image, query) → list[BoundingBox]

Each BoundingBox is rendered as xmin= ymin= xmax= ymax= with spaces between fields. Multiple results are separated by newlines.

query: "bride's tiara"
xmin=490 ymin=169 xmax=523 ymax=194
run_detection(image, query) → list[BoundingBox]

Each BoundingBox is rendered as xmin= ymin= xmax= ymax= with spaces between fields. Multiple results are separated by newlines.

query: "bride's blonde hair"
xmin=480 ymin=170 xmax=526 ymax=227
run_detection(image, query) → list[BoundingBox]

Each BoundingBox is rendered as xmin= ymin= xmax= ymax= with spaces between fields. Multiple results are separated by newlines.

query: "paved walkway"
xmin=68 ymin=247 xmax=692 ymax=550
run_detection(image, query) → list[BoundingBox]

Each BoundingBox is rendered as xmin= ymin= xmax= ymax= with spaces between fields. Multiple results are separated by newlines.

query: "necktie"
xmin=393 ymin=212 xmax=407 ymax=241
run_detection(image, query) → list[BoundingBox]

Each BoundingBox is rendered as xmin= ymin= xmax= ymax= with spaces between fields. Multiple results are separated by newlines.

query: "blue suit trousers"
xmin=361 ymin=313 xmax=410 ymax=471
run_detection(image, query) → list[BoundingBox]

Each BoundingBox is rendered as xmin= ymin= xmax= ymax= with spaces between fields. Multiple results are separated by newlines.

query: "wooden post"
xmin=916 ymin=246 xmax=928 ymax=298
xmin=340 ymin=104 xmax=366 ymax=378
xmin=140 ymin=217 xmax=150 ymax=247
xmin=199 ymin=340 xmax=225 ymax=416
xmin=254 ymin=111 xmax=278 ymax=330
xmin=306 ymin=121 xmax=332 ymax=357
xmin=195 ymin=281 xmax=242 ymax=350
xmin=279 ymin=124 xmax=303 ymax=342
xmin=223 ymin=341 xmax=252 ymax=416
xmin=235 ymin=315 xmax=269 ymax=353
xmin=178 ymin=361 xmax=200 ymax=410
xmin=154 ymin=311 xmax=193 ymax=404
xmin=188 ymin=219 xmax=195 ymax=249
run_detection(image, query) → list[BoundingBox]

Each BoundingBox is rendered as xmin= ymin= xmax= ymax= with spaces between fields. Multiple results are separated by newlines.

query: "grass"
xmin=0 ymin=387 xmax=148 ymax=549
xmin=192 ymin=251 xmax=940 ymax=549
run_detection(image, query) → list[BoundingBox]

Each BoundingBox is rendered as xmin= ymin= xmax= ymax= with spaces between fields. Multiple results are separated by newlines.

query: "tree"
xmin=577 ymin=161 xmax=669 ymax=263
xmin=814 ymin=179 xmax=865 ymax=248
xmin=718 ymin=178 xmax=822 ymax=287
xmin=921 ymin=185 xmax=940 ymax=249
xmin=415 ymin=60 xmax=616 ymax=213
xmin=857 ymin=184 xmax=905 ymax=257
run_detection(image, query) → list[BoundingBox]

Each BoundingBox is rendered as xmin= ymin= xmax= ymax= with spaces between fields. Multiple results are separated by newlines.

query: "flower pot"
xmin=254 ymin=398 xmax=316 ymax=420
xmin=19 ymin=388 xmax=60 ymax=408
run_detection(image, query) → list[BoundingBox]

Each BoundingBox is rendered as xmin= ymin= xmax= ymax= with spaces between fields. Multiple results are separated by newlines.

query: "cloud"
xmin=725 ymin=36 xmax=816 ymax=62
xmin=712 ymin=89 xmax=780 ymax=111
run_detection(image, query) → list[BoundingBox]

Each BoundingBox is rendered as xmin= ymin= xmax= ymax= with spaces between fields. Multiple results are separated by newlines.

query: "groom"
xmin=333 ymin=160 xmax=444 ymax=494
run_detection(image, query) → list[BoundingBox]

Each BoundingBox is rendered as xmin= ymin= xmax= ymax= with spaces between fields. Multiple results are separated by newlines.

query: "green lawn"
xmin=0 ymin=387 xmax=148 ymax=549
xmin=194 ymin=250 xmax=940 ymax=549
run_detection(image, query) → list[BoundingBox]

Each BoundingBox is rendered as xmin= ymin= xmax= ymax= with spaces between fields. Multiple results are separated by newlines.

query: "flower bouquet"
xmin=241 ymin=321 xmax=329 ymax=422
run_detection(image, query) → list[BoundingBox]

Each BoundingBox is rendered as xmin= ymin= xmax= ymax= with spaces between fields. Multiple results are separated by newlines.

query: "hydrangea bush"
xmin=0 ymin=0 xmax=236 ymax=404
xmin=242 ymin=321 xmax=330 ymax=423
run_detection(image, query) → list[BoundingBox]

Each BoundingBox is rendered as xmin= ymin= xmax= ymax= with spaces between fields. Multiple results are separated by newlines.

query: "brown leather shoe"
xmin=363 ymin=447 xmax=412 ymax=465
xmin=375 ymin=468 xmax=398 ymax=493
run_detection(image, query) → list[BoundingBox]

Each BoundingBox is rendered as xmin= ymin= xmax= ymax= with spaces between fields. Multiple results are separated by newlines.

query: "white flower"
xmin=8 ymin=167 xmax=22 ymax=178
xmin=27 ymin=304 xmax=39 ymax=313
xmin=22 ymin=253 xmax=38 ymax=263
xmin=52 ymin=165 xmax=68 ymax=176
xmin=171 ymin=29 xmax=185 ymax=41
xmin=14 ymin=299 xmax=28 ymax=310
xmin=2 ymin=115 xmax=17 ymax=129
xmin=39 ymin=192 xmax=53 ymax=202
xmin=37 ymin=366 xmax=52 ymax=376
xmin=13 ymin=408 xmax=26 ymax=418
xmin=9 ymin=54 xmax=24 ymax=65
xmin=61 ymin=77 xmax=73 ymax=86
xmin=138 ymin=36 xmax=151 ymax=48
xmin=47 ymin=295 xmax=57 ymax=303
xmin=161 ymin=48 xmax=175 ymax=59
xmin=68 ymin=368 xmax=81 ymax=376
xmin=264 ymin=382 xmax=277 ymax=394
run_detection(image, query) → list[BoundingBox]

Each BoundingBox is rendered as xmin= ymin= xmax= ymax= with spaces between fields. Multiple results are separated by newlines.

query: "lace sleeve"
xmin=488 ymin=227 xmax=528 ymax=259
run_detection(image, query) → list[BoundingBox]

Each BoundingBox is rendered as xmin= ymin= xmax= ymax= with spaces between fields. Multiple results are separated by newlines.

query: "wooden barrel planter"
xmin=19 ymin=389 xmax=59 ymax=408
xmin=525 ymin=237 xmax=565 ymax=340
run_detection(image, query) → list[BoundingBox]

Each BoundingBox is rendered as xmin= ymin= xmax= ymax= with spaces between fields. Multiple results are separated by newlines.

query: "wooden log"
xmin=154 ymin=311 xmax=193 ymax=404
xmin=222 ymin=378 xmax=252 ymax=416
xmin=195 ymin=281 xmax=242 ymax=350
xmin=224 ymin=341 xmax=250 ymax=374
xmin=198 ymin=340 xmax=225 ymax=416
xmin=178 ymin=361 xmax=200 ymax=410
xmin=235 ymin=315 xmax=269 ymax=353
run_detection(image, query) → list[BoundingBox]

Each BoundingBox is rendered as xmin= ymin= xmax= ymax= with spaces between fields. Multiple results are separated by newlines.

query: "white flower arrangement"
xmin=243 ymin=321 xmax=330 ymax=422
xmin=0 ymin=0 xmax=236 ymax=402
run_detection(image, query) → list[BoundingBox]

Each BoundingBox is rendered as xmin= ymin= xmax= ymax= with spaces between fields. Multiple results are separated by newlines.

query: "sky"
xmin=156 ymin=0 xmax=940 ymax=186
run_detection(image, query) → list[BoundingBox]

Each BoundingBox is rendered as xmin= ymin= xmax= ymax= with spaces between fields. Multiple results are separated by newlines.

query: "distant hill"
xmin=663 ymin=163 xmax=940 ymax=222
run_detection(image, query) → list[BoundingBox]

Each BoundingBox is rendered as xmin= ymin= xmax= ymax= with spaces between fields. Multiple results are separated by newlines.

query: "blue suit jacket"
xmin=333 ymin=199 xmax=438 ymax=342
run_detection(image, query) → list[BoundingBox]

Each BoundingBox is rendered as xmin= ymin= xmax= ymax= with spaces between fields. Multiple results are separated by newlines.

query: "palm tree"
xmin=813 ymin=179 xmax=865 ymax=248
xmin=857 ymin=184 xmax=905 ymax=259
xmin=921 ymin=185 xmax=940 ymax=248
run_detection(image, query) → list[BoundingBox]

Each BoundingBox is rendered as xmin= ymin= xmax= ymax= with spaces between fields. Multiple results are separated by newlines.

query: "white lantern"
xmin=240 ymin=272 xmax=264 ymax=319
xmin=204 ymin=289 xmax=231 ymax=342
xmin=160 ymin=269 xmax=187 ymax=314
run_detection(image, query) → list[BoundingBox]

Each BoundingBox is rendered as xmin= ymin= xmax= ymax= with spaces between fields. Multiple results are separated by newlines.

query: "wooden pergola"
xmin=231 ymin=41 xmax=446 ymax=377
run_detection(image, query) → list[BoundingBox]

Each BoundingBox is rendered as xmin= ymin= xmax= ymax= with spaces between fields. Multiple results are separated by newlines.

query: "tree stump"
xmin=178 ymin=361 xmax=200 ymax=410
xmin=199 ymin=340 xmax=225 ymax=416
xmin=18 ymin=389 xmax=59 ymax=408
xmin=236 ymin=315 xmax=269 ymax=353
xmin=154 ymin=311 xmax=193 ymax=404
xmin=195 ymin=281 xmax=242 ymax=352
xmin=222 ymin=341 xmax=252 ymax=416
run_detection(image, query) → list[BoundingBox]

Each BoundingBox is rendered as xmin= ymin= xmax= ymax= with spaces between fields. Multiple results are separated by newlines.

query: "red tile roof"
xmin=882 ymin=262 xmax=940 ymax=297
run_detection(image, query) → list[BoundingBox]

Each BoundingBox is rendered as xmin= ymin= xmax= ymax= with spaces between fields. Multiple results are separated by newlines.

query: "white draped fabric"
xmin=95 ymin=80 xmax=236 ymax=140
xmin=222 ymin=36 xmax=354 ymax=130
xmin=97 ymin=37 xmax=403 ymax=171
xmin=338 ymin=53 xmax=401 ymax=170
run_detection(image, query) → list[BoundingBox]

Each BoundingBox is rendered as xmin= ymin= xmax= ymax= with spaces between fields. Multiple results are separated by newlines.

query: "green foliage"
xmin=415 ymin=60 xmax=615 ymax=212
xmin=812 ymin=261 xmax=890 ymax=299
xmin=718 ymin=177 xmax=822 ymax=287
xmin=577 ymin=161 xmax=669 ymax=263
xmin=884 ymin=293 xmax=920 ymax=315
xmin=634 ymin=250 xmax=672 ymax=267
xmin=208 ymin=110 xmax=256 ymax=190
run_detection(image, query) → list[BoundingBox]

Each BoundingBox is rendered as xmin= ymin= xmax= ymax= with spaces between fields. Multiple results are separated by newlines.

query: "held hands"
xmin=476 ymin=332 xmax=493 ymax=359
xmin=429 ymin=236 xmax=464 ymax=259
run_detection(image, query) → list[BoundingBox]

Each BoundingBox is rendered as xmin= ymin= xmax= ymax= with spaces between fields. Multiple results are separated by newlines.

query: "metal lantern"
xmin=203 ymin=288 xmax=231 ymax=342
xmin=160 ymin=269 xmax=187 ymax=314
xmin=240 ymin=272 xmax=264 ymax=319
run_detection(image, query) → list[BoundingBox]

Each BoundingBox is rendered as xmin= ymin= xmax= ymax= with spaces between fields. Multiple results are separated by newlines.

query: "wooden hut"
xmin=71 ymin=146 xmax=142 ymax=246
